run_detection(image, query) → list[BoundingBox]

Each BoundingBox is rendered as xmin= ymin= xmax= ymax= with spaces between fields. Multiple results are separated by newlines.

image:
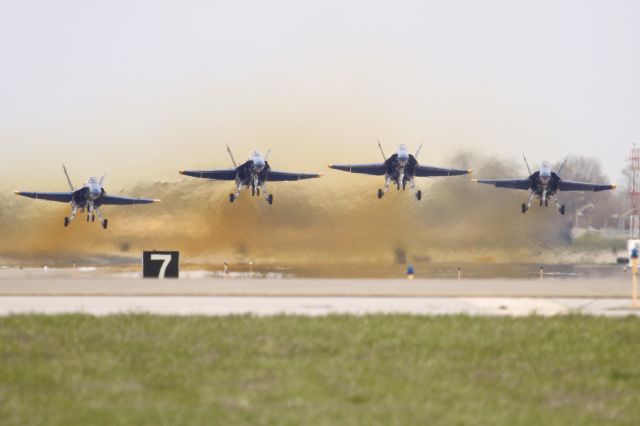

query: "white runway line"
xmin=0 ymin=297 xmax=639 ymax=317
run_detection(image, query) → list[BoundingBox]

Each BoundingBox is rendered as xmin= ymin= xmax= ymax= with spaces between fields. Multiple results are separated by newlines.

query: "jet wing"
xmin=329 ymin=163 xmax=386 ymax=176
xmin=179 ymin=169 xmax=237 ymax=180
xmin=14 ymin=191 xmax=73 ymax=203
xmin=475 ymin=179 xmax=531 ymax=190
xmin=267 ymin=171 xmax=323 ymax=181
xmin=558 ymin=180 xmax=616 ymax=192
xmin=415 ymin=165 xmax=470 ymax=177
xmin=101 ymin=195 xmax=160 ymax=205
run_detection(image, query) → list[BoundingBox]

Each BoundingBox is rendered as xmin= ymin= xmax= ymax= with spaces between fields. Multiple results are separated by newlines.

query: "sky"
xmin=1 ymin=0 xmax=639 ymax=190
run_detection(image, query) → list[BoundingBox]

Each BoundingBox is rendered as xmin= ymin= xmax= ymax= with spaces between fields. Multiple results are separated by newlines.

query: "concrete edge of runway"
xmin=1 ymin=296 xmax=639 ymax=317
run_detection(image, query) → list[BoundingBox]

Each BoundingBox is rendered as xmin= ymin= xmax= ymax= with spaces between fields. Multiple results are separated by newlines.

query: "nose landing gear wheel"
xmin=102 ymin=219 xmax=108 ymax=230
xmin=560 ymin=205 xmax=565 ymax=215
xmin=64 ymin=217 xmax=69 ymax=227
xmin=521 ymin=203 xmax=527 ymax=214
xmin=416 ymin=190 xmax=422 ymax=201
xmin=267 ymin=194 xmax=273 ymax=205
xmin=377 ymin=189 xmax=384 ymax=199
xmin=229 ymin=194 xmax=235 ymax=203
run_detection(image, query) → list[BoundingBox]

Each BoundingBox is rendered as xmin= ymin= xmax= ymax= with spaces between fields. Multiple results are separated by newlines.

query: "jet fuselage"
xmin=526 ymin=162 xmax=561 ymax=202
xmin=235 ymin=151 xmax=272 ymax=189
xmin=384 ymin=144 xmax=419 ymax=186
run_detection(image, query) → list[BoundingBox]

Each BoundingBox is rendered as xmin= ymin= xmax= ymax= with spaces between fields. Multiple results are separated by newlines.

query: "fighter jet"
xmin=179 ymin=145 xmax=323 ymax=204
xmin=14 ymin=166 xmax=160 ymax=229
xmin=329 ymin=141 xmax=471 ymax=200
xmin=474 ymin=156 xmax=616 ymax=215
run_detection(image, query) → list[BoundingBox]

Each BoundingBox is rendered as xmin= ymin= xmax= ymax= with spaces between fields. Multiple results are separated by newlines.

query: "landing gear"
xmin=377 ymin=189 xmax=384 ymax=199
xmin=256 ymin=188 xmax=260 ymax=196
xmin=86 ymin=214 xmax=90 ymax=222
xmin=539 ymin=199 xmax=543 ymax=207
xmin=65 ymin=204 xmax=77 ymax=227
xmin=251 ymin=186 xmax=255 ymax=196
xmin=102 ymin=219 xmax=108 ymax=230
xmin=91 ymin=215 xmax=95 ymax=222
xmin=396 ymin=182 xmax=400 ymax=191
xmin=402 ymin=181 xmax=407 ymax=191
xmin=267 ymin=194 xmax=273 ymax=205
xmin=552 ymin=194 xmax=565 ymax=216
xmin=229 ymin=182 xmax=243 ymax=203
xmin=524 ymin=192 xmax=535 ymax=213
xmin=545 ymin=199 xmax=548 ymax=207
xmin=416 ymin=190 xmax=422 ymax=201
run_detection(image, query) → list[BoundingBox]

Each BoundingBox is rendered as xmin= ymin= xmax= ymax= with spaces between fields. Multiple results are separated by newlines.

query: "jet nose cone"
xmin=89 ymin=185 xmax=102 ymax=200
xmin=253 ymin=158 xmax=265 ymax=170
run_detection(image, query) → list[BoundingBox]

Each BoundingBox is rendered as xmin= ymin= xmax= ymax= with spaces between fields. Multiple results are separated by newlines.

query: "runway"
xmin=0 ymin=295 xmax=638 ymax=316
xmin=0 ymin=274 xmax=637 ymax=316
xmin=0 ymin=275 xmax=632 ymax=297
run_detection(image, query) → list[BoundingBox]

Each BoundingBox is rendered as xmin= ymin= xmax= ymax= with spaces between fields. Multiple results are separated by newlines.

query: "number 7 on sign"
xmin=150 ymin=254 xmax=173 ymax=279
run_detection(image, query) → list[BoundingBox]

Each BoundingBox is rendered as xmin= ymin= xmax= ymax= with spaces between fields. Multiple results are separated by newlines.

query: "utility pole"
xmin=627 ymin=144 xmax=640 ymax=239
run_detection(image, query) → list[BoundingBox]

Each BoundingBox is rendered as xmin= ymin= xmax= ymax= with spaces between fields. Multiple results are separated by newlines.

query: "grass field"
xmin=1 ymin=315 xmax=640 ymax=425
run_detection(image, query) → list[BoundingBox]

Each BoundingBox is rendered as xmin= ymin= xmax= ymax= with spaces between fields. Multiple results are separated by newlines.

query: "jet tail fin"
xmin=415 ymin=142 xmax=424 ymax=160
xmin=99 ymin=171 xmax=107 ymax=186
xmin=522 ymin=154 xmax=532 ymax=175
xmin=377 ymin=138 xmax=387 ymax=161
xmin=62 ymin=165 xmax=75 ymax=191
xmin=264 ymin=148 xmax=272 ymax=161
xmin=557 ymin=156 xmax=569 ymax=176
xmin=226 ymin=144 xmax=238 ymax=168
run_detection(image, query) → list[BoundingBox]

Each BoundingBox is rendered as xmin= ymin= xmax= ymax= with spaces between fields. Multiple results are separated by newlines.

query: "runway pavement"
xmin=0 ymin=275 xmax=633 ymax=297
xmin=0 ymin=274 xmax=637 ymax=316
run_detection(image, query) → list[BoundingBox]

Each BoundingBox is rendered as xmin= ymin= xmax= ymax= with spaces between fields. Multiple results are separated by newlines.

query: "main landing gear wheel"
xmin=521 ymin=203 xmax=527 ymax=214
xmin=267 ymin=194 xmax=274 ymax=205
xmin=102 ymin=219 xmax=108 ymax=230
xmin=229 ymin=193 xmax=235 ymax=203
xmin=539 ymin=199 xmax=543 ymax=207
xmin=86 ymin=214 xmax=90 ymax=222
xmin=396 ymin=182 xmax=400 ymax=191
xmin=560 ymin=205 xmax=565 ymax=215
xmin=403 ymin=182 xmax=406 ymax=191
xmin=545 ymin=199 xmax=548 ymax=207
xmin=377 ymin=189 xmax=384 ymax=199
xmin=416 ymin=190 xmax=422 ymax=201
xmin=91 ymin=215 xmax=95 ymax=222
xmin=64 ymin=217 xmax=69 ymax=227
xmin=257 ymin=189 xmax=260 ymax=196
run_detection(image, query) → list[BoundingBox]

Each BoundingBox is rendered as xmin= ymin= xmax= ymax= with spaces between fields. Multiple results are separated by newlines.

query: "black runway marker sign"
xmin=142 ymin=251 xmax=179 ymax=278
